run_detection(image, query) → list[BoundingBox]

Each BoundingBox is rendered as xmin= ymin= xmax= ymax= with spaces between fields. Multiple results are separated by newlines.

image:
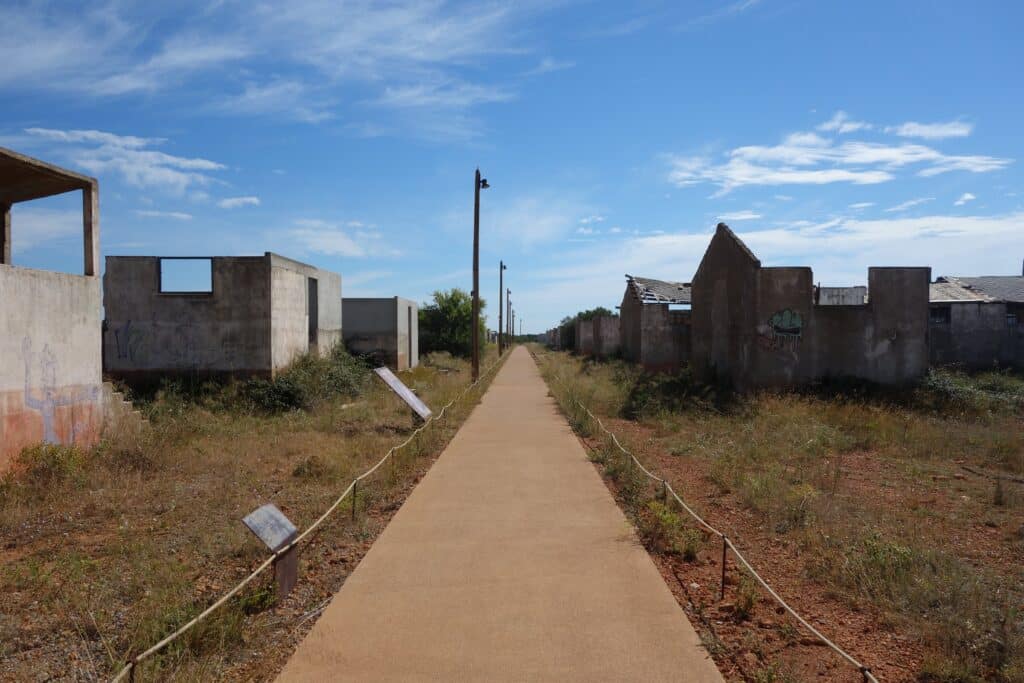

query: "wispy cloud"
xmin=579 ymin=215 xmax=605 ymax=225
xmin=719 ymin=210 xmax=761 ymax=221
xmin=848 ymin=202 xmax=875 ymax=209
xmin=26 ymin=127 xmax=226 ymax=194
xmin=375 ymin=81 xmax=514 ymax=109
xmin=884 ymin=197 xmax=934 ymax=212
xmin=885 ymin=120 xmax=973 ymax=140
xmin=287 ymin=219 xmax=366 ymax=257
xmin=212 ymin=80 xmax=333 ymax=123
xmin=525 ymin=57 xmax=575 ymax=76
xmin=680 ymin=0 xmax=761 ymax=31
xmin=667 ymin=127 xmax=1010 ymax=194
xmin=9 ymin=208 xmax=82 ymax=251
xmin=817 ymin=110 xmax=871 ymax=134
xmin=217 ymin=196 xmax=260 ymax=209
xmin=954 ymin=192 xmax=976 ymax=206
xmin=135 ymin=209 xmax=193 ymax=220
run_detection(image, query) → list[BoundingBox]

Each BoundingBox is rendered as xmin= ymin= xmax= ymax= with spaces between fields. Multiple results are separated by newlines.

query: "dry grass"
xmin=0 ymin=347 xmax=503 ymax=681
xmin=534 ymin=346 xmax=1024 ymax=682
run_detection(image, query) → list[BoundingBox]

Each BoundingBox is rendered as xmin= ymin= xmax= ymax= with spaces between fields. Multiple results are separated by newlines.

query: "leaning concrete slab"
xmin=276 ymin=347 xmax=722 ymax=682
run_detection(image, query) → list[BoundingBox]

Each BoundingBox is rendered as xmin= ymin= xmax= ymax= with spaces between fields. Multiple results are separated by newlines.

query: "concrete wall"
xmin=268 ymin=254 xmax=342 ymax=370
xmin=575 ymin=318 xmax=595 ymax=355
xmin=592 ymin=314 xmax=621 ymax=358
xmin=692 ymin=224 xmax=930 ymax=389
xmin=619 ymin=284 xmax=688 ymax=372
xmin=395 ymin=297 xmax=419 ymax=370
xmin=343 ymin=297 xmax=418 ymax=371
xmin=1 ymin=266 xmax=103 ymax=468
xmin=930 ymin=302 xmax=1024 ymax=368
xmin=104 ymin=256 xmax=272 ymax=379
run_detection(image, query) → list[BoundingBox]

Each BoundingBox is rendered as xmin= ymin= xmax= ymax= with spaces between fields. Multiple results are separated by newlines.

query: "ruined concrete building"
xmin=0 ymin=148 xmax=103 ymax=467
xmin=342 ymin=297 xmax=419 ymax=371
xmin=929 ymin=273 xmax=1024 ymax=368
xmin=691 ymin=223 xmax=930 ymax=389
xmin=592 ymin=314 xmax=621 ymax=358
xmin=103 ymin=253 xmax=341 ymax=381
xmin=619 ymin=275 xmax=692 ymax=372
xmin=574 ymin=317 xmax=595 ymax=355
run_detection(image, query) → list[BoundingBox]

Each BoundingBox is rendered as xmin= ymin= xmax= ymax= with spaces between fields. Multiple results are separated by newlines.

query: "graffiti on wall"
xmin=114 ymin=319 xmax=147 ymax=360
xmin=757 ymin=309 xmax=804 ymax=352
xmin=21 ymin=337 xmax=100 ymax=445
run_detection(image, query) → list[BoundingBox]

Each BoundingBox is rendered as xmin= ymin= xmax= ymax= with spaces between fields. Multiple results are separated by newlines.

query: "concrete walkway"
xmin=277 ymin=347 xmax=723 ymax=682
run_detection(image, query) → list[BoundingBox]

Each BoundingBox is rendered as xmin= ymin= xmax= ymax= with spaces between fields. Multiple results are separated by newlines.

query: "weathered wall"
xmin=592 ymin=314 xmax=621 ymax=358
xmin=930 ymin=302 xmax=1024 ymax=368
xmin=639 ymin=305 xmax=689 ymax=372
xmin=1 ymin=266 xmax=103 ymax=468
xmin=691 ymin=225 xmax=761 ymax=385
xmin=268 ymin=254 xmax=343 ymax=372
xmin=394 ymin=297 xmax=419 ymax=370
xmin=619 ymin=287 xmax=643 ymax=363
xmin=344 ymin=297 xmax=411 ymax=370
xmin=575 ymin=318 xmax=595 ymax=355
xmin=693 ymin=224 xmax=930 ymax=388
xmin=103 ymin=256 xmax=272 ymax=379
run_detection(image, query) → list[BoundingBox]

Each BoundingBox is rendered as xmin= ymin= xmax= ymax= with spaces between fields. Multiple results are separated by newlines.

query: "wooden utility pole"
xmin=498 ymin=260 xmax=506 ymax=355
xmin=472 ymin=169 xmax=488 ymax=381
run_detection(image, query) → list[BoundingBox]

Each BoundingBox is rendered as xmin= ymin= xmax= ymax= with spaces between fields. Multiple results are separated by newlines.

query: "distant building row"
xmin=546 ymin=223 xmax=1023 ymax=388
xmin=0 ymin=148 xmax=419 ymax=468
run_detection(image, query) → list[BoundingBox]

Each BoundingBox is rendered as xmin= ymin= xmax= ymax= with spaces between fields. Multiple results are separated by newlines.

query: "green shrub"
xmin=241 ymin=376 xmax=307 ymax=413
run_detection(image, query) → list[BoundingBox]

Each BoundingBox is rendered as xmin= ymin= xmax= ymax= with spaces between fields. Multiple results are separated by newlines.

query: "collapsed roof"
xmin=930 ymin=276 xmax=1024 ymax=304
xmin=625 ymin=274 xmax=692 ymax=305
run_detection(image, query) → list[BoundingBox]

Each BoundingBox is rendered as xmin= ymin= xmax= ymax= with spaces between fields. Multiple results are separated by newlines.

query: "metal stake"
xmin=720 ymin=536 xmax=728 ymax=600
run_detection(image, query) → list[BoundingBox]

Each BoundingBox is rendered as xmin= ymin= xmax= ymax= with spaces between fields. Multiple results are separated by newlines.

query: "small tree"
xmin=419 ymin=288 xmax=487 ymax=358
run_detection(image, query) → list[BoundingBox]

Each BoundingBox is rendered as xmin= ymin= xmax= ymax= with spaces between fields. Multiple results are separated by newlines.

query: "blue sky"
xmin=3 ymin=0 xmax=1022 ymax=332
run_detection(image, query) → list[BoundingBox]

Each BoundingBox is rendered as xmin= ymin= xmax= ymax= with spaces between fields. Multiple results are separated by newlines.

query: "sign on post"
xmin=243 ymin=503 xmax=299 ymax=600
xmin=373 ymin=367 xmax=433 ymax=421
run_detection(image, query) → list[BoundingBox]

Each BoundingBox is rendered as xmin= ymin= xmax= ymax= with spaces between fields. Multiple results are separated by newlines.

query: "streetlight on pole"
xmin=511 ymin=308 xmax=515 ymax=345
xmin=472 ymin=168 xmax=489 ymax=381
xmin=498 ymin=260 xmax=507 ymax=355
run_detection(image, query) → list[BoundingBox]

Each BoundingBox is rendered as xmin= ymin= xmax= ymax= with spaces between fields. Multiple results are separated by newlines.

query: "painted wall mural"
xmin=757 ymin=309 xmax=804 ymax=351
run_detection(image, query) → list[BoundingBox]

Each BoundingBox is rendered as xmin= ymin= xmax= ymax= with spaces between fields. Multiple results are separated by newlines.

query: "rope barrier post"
xmin=860 ymin=666 xmax=871 ymax=682
xmin=661 ymin=478 xmax=668 ymax=502
xmin=128 ymin=662 xmax=135 ymax=682
xmin=720 ymin=536 xmax=728 ymax=600
xmin=352 ymin=480 xmax=358 ymax=522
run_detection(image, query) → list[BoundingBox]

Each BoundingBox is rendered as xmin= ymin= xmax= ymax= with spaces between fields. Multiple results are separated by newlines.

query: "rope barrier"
xmin=535 ymin=352 xmax=880 ymax=683
xmin=111 ymin=353 xmax=507 ymax=682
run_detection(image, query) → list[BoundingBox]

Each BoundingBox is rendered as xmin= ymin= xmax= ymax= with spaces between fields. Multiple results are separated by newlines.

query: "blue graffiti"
xmin=22 ymin=337 xmax=99 ymax=444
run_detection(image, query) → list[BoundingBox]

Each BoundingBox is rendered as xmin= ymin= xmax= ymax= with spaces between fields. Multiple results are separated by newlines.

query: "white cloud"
xmin=522 ymin=211 xmax=1024 ymax=328
xmin=287 ymin=219 xmax=366 ymax=257
xmin=8 ymin=207 xmax=81 ymax=251
xmin=525 ymin=57 xmax=575 ymax=76
xmin=217 ymin=196 xmax=261 ymax=209
xmin=135 ymin=210 xmax=193 ymax=220
xmin=718 ymin=210 xmax=761 ymax=221
xmin=954 ymin=192 xmax=976 ymax=206
xmin=25 ymin=127 xmax=226 ymax=194
xmin=579 ymin=215 xmax=605 ymax=225
xmin=885 ymin=120 xmax=973 ymax=140
xmin=681 ymin=0 xmax=761 ymax=30
xmin=817 ymin=111 xmax=871 ymax=134
xmin=375 ymin=81 xmax=513 ymax=109
xmin=667 ymin=128 xmax=1010 ymax=194
xmin=884 ymin=197 xmax=934 ymax=212
xmin=213 ymin=80 xmax=333 ymax=123
xmin=576 ymin=226 xmax=596 ymax=235
xmin=774 ymin=194 xmax=793 ymax=201
xmin=848 ymin=202 xmax=875 ymax=209
xmin=0 ymin=1 xmax=548 ymax=131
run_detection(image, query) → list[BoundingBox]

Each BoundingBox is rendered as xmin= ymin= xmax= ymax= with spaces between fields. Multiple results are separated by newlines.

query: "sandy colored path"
xmin=277 ymin=347 xmax=723 ymax=682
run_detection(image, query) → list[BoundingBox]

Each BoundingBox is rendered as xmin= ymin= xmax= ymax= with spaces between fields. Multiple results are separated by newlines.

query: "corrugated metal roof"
xmin=625 ymin=275 xmax=692 ymax=304
xmin=931 ymin=276 xmax=1024 ymax=303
